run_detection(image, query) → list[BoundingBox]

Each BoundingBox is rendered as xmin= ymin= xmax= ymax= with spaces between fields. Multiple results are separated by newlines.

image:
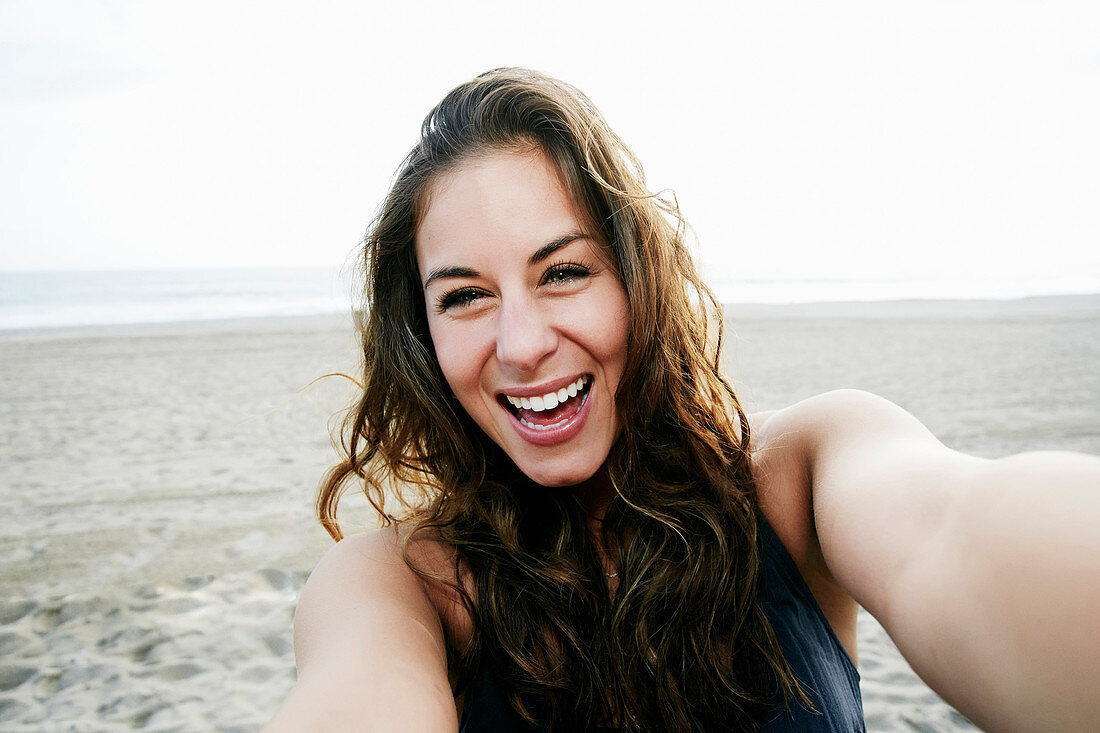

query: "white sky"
xmin=2 ymin=0 xmax=1098 ymax=288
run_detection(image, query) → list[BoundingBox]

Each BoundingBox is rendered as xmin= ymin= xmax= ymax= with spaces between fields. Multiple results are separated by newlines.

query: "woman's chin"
xmin=514 ymin=461 xmax=602 ymax=490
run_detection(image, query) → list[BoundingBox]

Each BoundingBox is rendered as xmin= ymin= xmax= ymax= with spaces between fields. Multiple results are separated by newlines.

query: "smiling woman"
xmin=265 ymin=68 xmax=1100 ymax=732
xmin=418 ymin=149 xmax=629 ymax=487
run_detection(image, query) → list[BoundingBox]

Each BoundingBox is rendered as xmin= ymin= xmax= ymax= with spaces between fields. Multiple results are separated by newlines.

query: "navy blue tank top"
xmin=459 ymin=513 xmax=865 ymax=731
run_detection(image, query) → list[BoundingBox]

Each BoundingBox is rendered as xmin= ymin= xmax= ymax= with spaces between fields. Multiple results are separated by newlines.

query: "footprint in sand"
xmin=33 ymin=669 xmax=60 ymax=697
xmin=0 ymin=631 xmax=43 ymax=658
xmin=182 ymin=574 xmax=216 ymax=590
xmin=56 ymin=596 xmax=113 ymax=626
xmin=0 ymin=666 xmax=36 ymax=692
xmin=28 ymin=600 xmax=70 ymax=635
xmin=259 ymin=568 xmax=308 ymax=593
xmin=262 ymin=632 xmax=292 ymax=657
xmin=57 ymin=664 xmax=117 ymax=692
xmin=238 ymin=663 xmax=280 ymax=684
xmin=153 ymin=662 xmax=206 ymax=681
xmin=0 ymin=600 xmax=36 ymax=626
xmin=0 ymin=697 xmax=30 ymax=723
xmin=158 ymin=596 xmax=207 ymax=615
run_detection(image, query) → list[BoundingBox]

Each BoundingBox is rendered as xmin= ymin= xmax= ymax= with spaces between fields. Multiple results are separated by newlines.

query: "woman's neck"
xmin=569 ymin=464 xmax=615 ymax=522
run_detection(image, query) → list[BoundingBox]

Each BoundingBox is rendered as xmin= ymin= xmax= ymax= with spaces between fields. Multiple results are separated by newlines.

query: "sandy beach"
xmin=2 ymin=295 xmax=1097 ymax=730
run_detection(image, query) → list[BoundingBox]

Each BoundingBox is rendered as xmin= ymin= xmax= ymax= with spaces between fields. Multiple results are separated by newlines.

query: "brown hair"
xmin=319 ymin=67 xmax=811 ymax=730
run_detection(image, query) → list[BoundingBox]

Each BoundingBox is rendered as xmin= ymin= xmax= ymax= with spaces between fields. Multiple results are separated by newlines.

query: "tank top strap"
xmin=754 ymin=511 xmax=865 ymax=731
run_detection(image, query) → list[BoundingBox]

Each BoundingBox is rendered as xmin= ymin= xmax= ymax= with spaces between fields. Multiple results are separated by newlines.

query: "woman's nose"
xmin=495 ymin=295 xmax=558 ymax=372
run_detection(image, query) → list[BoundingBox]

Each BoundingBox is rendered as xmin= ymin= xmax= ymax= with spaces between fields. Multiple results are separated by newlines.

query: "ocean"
xmin=0 ymin=268 xmax=351 ymax=331
xmin=1 ymin=267 xmax=1097 ymax=331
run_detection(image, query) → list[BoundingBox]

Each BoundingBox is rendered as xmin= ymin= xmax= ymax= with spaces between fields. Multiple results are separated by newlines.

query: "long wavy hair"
xmin=318 ymin=67 xmax=812 ymax=730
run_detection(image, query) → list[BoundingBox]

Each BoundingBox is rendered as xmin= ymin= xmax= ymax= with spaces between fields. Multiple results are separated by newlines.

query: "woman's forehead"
xmin=415 ymin=148 xmax=594 ymax=272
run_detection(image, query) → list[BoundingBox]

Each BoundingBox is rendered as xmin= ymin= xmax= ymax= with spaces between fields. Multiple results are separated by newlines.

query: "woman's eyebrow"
xmin=528 ymin=232 xmax=588 ymax=265
xmin=422 ymin=232 xmax=590 ymax=291
xmin=423 ymin=266 xmax=478 ymax=291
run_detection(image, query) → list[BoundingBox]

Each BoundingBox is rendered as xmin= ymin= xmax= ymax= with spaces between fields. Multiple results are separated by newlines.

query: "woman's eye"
xmin=542 ymin=263 xmax=591 ymax=285
xmin=436 ymin=288 xmax=486 ymax=312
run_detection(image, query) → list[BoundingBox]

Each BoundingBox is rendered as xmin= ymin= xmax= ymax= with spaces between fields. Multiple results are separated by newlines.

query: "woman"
xmin=268 ymin=68 xmax=1099 ymax=731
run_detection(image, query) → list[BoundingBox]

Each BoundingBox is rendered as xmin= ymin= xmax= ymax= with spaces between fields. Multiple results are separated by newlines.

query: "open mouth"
xmin=498 ymin=375 xmax=592 ymax=431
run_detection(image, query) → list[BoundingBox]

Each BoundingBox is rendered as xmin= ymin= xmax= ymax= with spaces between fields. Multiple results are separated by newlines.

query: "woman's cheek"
xmin=431 ymin=323 xmax=483 ymax=393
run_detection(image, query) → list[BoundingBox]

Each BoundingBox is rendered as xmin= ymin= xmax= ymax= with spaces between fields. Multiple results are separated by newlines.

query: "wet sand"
xmin=2 ymin=295 xmax=1097 ymax=730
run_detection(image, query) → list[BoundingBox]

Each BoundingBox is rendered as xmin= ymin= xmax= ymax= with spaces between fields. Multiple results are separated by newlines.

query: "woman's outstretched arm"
xmin=769 ymin=389 xmax=1100 ymax=732
xmin=264 ymin=528 xmax=457 ymax=732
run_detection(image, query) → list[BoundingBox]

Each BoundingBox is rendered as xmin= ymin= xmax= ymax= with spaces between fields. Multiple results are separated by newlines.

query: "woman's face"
xmin=416 ymin=148 xmax=630 ymax=488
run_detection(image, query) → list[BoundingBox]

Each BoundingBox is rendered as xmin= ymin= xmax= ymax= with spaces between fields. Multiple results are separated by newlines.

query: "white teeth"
xmin=505 ymin=376 xmax=588 ymax=413
xmin=520 ymin=415 xmax=570 ymax=430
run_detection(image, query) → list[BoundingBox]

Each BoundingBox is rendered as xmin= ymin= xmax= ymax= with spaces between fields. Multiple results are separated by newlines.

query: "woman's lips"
xmin=501 ymin=378 xmax=594 ymax=447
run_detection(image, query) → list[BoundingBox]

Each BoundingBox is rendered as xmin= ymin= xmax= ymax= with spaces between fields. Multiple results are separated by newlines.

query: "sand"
xmin=2 ymin=296 xmax=1098 ymax=730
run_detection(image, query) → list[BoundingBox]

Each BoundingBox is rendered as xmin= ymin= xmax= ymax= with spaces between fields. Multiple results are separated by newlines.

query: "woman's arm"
xmin=769 ymin=389 xmax=1100 ymax=732
xmin=264 ymin=528 xmax=458 ymax=732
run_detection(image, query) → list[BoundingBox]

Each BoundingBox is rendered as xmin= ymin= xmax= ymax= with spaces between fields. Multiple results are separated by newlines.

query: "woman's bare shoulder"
xmin=298 ymin=526 xmax=419 ymax=602
xmin=746 ymin=397 xmax=833 ymax=567
xmin=265 ymin=526 xmax=459 ymax=731
xmin=746 ymin=388 xmax=920 ymax=546
xmin=749 ymin=389 xmax=899 ymax=441
xmin=293 ymin=528 xmax=426 ymax=665
xmin=301 ymin=523 xmax=472 ymax=644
